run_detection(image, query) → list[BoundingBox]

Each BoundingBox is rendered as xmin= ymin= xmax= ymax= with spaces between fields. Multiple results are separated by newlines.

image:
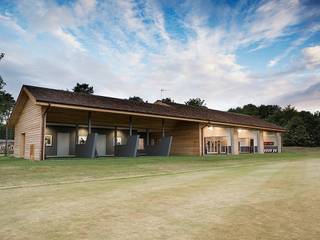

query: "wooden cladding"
xmin=14 ymin=98 xmax=43 ymax=160
xmin=169 ymin=122 xmax=200 ymax=156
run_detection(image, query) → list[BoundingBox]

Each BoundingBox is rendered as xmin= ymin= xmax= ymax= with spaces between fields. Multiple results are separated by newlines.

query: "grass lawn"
xmin=1 ymin=148 xmax=320 ymax=239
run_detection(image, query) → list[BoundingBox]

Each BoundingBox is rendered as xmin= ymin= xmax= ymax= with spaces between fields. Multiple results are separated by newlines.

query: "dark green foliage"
xmin=161 ymin=98 xmax=174 ymax=104
xmin=0 ymin=78 xmax=15 ymax=124
xmin=229 ymin=104 xmax=320 ymax=147
xmin=128 ymin=96 xmax=144 ymax=102
xmin=185 ymin=98 xmax=207 ymax=108
xmin=0 ymin=125 xmax=14 ymax=139
xmin=73 ymin=83 xmax=94 ymax=94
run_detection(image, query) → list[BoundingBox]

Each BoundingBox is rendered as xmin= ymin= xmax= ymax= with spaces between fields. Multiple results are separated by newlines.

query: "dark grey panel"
xmin=145 ymin=136 xmax=172 ymax=156
xmin=115 ymin=135 xmax=139 ymax=157
xmin=75 ymin=133 xmax=98 ymax=158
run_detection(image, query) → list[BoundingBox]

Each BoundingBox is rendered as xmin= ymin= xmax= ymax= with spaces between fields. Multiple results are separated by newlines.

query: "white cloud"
xmin=249 ymin=0 xmax=300 ymax=40
xmin=0 ymin=0 xmax=319 ymax=112
xmin=303 ymin=45 xmax=320 ymax=68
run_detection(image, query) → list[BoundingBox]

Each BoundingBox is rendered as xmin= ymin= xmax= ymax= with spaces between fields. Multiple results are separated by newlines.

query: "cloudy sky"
xmin=0 ymin=0 xmax=319 ymax=112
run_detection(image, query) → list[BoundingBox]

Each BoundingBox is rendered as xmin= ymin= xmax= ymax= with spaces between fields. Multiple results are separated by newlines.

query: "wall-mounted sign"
xmin=45 ymin=135 xmax=52 ymax=147
xmin=113 ymin=137 xmax=122 ymax=146
xmin=78 ymin=136 xmax=87 ymax=144
xmin=264 ymin=147 xmax=278 ymax=153
xmin=264 ymin=141 xmax=274 ymax=146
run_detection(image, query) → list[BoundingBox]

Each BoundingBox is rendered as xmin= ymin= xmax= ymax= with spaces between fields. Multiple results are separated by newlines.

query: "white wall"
xmin=203 ymin=126 xmax=231 ymax=145
xmin=263 ymin=131 xmax=278 ymax=145
xmin=237 ymin=129 xmax=258 ymax=146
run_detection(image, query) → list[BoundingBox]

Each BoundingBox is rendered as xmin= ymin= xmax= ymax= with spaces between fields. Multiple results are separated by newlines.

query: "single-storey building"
xmin=8 ymin=85 xmax=285 ymax=160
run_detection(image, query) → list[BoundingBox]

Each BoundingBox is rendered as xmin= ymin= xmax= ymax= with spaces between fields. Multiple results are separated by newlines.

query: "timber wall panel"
xmin=14 ymin=99 xmax=43 ymax=160
xmin=169 ymin=122 xmax=200 ymax=156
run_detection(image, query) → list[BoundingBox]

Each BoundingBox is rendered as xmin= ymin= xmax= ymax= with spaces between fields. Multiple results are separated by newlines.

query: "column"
xmin=161 ymin=119 xmax=165 ymax=137
xmin=88 ymin=111 xmax=92 ymax=134
xmin=75 ymin=124 xmax=79 ymax=145
xmin=114 ymin=126 xmax=118 ymax=154
xmin=146 ymin=128 xmax=150 ymax=146
xmin=276 ymin=132 xmax=282 ymax=153
xmin=231 ymin=128 xmax=239 ymax=155
xmin=257 ymin=130 xmax=264 ymax=154
xmin=129 ymin=116 xmax=133 ymax=136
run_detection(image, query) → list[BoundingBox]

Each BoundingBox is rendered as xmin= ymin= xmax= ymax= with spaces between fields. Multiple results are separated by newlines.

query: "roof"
xmin=10 ymin=85 xmax=285 ymax=131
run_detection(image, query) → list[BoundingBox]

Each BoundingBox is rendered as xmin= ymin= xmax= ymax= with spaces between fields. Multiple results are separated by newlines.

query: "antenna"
xmin=160 ymin=88 xmax=168 ymax=99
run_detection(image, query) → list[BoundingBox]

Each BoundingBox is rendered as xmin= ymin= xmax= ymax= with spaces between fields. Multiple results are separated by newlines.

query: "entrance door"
xmin=57 ymin=133 xmax=70 ymax=157
xmin=250 ymin=139 xmax=254 ymax=153
xmin=96 ymin=134 xmax=107 ymax=156
xmin=20 ymin=133 xmax=25 ymax=158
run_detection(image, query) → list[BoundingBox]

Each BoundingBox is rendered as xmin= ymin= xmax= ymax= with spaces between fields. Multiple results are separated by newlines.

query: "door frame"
xmin=20 ymin=133 xmax=25 ymax=158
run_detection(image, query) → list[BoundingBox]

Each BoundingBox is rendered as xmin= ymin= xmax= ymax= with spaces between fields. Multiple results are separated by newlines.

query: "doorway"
xmin=57 ymin=132 xmax=70 ymax=157
xmin=250 ymin=139 xmax=254 ymax=153
xmin=20 ymin=133 xmax=25 ymax=158
xmin=204 ymin=137 xmax=227 ymax=155
xmin=96 ymin=134 xmax=107 ymax=156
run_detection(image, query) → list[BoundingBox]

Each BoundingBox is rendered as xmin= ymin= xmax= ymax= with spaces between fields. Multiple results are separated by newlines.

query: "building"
xmin=8 ymin=85 xmax=285 ymax=160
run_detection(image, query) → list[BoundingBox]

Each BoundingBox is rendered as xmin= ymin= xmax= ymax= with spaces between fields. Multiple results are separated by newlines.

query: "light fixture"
xmin=208 ymin=126 xmax=214 ymax=131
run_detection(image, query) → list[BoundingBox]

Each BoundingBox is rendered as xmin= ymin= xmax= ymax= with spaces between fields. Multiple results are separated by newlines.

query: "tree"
xmin=128 ymin=96 xmax=144 ymax=103
xmin=229 ymin=104 xmax=259 ymax=116
xmin=73 ymin=83 xmax=94 ymax=94
xmin=228 ymin=103 xmax=320 ymax=147
xmin=284 ymin=116 xmax=310 ymax=146
xmin=185 ymin=98 xmax=207 ymax=108
xmin=161 ymin=98 xmax=174 ymax=104
xmin=0 ymin=73 xmax=15 ymax=125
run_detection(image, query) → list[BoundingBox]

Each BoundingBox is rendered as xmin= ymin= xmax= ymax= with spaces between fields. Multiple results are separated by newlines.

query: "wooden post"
xmin=161 ymin=119 xmax=165 ymax=137
xmin=41 ymin=105 xmax=50 ymax=160
xmin=114 ymin=126 xmax=117 ymax=154
xmin=88 ymin=111 xmax=92 ymax=134
xmin=146 ymin=128 xmax=150 ymax=146
xmin=4 ymin=125 xmax=8 ymax=156
xmin=129 ymin=116 xmax=133 ymax=136
xmin=75 ymin=124 xmax=79 ymax=145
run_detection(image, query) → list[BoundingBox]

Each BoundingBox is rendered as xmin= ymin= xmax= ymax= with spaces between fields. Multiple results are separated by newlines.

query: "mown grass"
xmin=0 ymin=147 xmax=320 ymax=240
xmin=0 ymin=147 xmax=318 ymax=188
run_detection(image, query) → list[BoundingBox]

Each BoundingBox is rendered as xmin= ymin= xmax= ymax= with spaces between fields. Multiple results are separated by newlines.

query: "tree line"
xmin=229 ymin=104 xmax=320 ymax=147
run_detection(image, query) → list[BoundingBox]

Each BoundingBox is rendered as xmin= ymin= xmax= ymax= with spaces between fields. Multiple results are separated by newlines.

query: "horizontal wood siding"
xmin=169 ymin=122 xmax=200 ymax=156
xmin=14 ymin=98 xmax=43 ymax=160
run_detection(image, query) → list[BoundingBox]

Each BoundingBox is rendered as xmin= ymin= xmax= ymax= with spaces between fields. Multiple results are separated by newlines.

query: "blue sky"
xmin=0 ymin=0 xmax=319 ymax=112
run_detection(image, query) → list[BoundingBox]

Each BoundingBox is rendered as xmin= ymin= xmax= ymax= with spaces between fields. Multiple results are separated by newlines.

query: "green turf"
xmin=0 ymin=147 xmax=319 ymax=239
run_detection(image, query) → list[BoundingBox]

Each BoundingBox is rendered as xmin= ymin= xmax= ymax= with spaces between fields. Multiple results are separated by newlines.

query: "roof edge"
xmin=36 ymin=100 xmax=286 ymax=132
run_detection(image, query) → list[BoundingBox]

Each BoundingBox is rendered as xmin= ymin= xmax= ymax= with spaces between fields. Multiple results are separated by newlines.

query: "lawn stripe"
xmin=0 ymin=160 xmax=286 ymax=190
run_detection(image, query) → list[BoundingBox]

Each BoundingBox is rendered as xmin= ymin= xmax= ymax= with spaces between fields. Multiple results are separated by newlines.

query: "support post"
xmin=276 ymin=132 xmax=282 ymax=153
xmin=129 ymin=116 xmax=133 ymax=136
xmin=5 ymin=125 xmax=8 ymax=156
xmin=161 ymin=119 xmax=165 ymax=137
xmin=41 ymin=105 xmax=50 ymax=160
xmin=114 ymin=126 xmax=118 ymax=154
xmin=231 ymin=128 xmax=239 ymax=155
xmin=146 ymin=128 xmax=150 ymax=146
xmin=75 ymin=124 xmax=79 ymax=145
xmin=88 ymin=112 xmax=92 ymax=134
xmin=257 ymin=130 xmax=264 ymax=154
